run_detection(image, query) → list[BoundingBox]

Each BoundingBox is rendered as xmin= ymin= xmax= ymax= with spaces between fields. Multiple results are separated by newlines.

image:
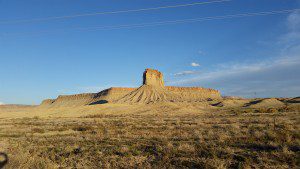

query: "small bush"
xmin=72 ymin=126 xmax=93 ymax=131
xmin=31 ymin=128 xmax=45 ymax=133
xmin=267 ymin=108 xmax=278 ymax=113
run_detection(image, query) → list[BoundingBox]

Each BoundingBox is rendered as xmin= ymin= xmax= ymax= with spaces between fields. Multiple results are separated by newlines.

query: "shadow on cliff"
xmin=89 ymin=100 xmax=109 ymax=105
xmin=0 ymin=152 xmax=8 ymax=169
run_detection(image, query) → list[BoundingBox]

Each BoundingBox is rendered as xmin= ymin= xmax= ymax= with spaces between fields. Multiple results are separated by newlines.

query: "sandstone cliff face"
xmin=117 ymin=69 xmax=221 ymax=104
xmin=165 ymin=86 xmax=221 ymax=100
xmin=143 ymin=69 xmax=164 ymax=87
xmin=40 ymin=99 xmax=56 ymax=106
xmin=117 ymin=85 xmax=180 ymax=104
xmin=40 ymin=93 xmax=96 ymax=107
xmin=40 ymin=88 xmax=136 ymax=107
xmin=40 ymin=68 xmax=222 ymax=105
xmin=91 ymin=87 xmax=136 ymax=104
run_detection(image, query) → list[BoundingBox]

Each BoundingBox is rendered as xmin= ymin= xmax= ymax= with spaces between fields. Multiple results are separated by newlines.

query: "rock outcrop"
xmin=166 ymin=86 xmax=221 ymax=101
xmin=116 ymin=85 xmax=179 ymax=104
xmin=116 ymin=68 xmax=221 ymax=104
xmin=40 ymin=99 xmax=56 ymax=106
xmin=40 ymin=68 xmax=222 ymax=106
xmin=143 ymin=69 xmax=164 ymax=87
xmin=40 ymin=88 xmax=136 ymax=107
xmin=40 ymin=93 xmax=96 ymax=107
xmin=90 ymin=87 xmax=136 ymax=105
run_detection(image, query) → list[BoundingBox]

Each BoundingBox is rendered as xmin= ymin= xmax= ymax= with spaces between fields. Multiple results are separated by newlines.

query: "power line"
xmin=74 ymin=9 xmax=300 ymax=31
xmin=3 ymin=8 xmax=300 ymax=37
xmin=0 ymin=0 xmax=231 ymax=24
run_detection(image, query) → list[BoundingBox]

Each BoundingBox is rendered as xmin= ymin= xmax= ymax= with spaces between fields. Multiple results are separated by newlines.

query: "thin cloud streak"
xmin=287 ymin=10 xmax=300 ymax=30
xmin=169 ymin=55 xmax=300 ymax=98
xmin=191 ymin=62 xmax=200 ymax=67
xmin=172 ymin=55 xmax=300 ymax=84
xmin=174 ymin=70 xmax=199 ymax=76
xmin=169 ymin=11 xmax=300 ymax=98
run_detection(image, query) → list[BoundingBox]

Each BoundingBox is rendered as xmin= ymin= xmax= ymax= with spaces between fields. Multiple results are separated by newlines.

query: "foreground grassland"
xmin=0 ymin=103 xmax=299 ymax=168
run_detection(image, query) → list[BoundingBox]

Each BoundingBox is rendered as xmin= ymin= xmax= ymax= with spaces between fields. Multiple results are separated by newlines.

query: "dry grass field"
xmin=0 ymin=102 xmax=299 ymax=169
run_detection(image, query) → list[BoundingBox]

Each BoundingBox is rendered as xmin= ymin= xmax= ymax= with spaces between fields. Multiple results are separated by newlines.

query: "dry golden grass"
xmin=0 ymin=103 xmax=299 ymax=168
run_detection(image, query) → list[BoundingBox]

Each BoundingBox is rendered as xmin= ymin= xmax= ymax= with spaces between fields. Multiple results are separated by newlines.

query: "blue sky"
xmin=0 ymin=0 xmax=299 ymax=104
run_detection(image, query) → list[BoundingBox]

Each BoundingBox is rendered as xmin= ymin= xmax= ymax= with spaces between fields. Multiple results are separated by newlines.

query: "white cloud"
xmin=169 ymin=54 xmax=300 ymax=97
xmin=174 ymin=54 xmax=299 ymax=82
xmin=174 ymin=70 xmax=199 ymax=76
xmin=0 ymin=102 xmax=4 ymax=105
xmin=168 ymin=11 xmax=300 ymax=98
xmin=169 ymin=11 xmax=300 ymax=97
xmin=280 ymin=11 xmax=300 ymax=44
xmin=198 ymin=50 xmax=205 ymax=55
xmin=287 ymin=10 xmax=300 ymax=31
xmin=191 ymin=62 xmax=200 ymax=67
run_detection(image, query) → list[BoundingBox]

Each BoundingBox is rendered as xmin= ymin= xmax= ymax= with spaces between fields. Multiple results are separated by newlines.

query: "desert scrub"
xmin=72 ymin=125 xmax=93 ymax=132
xmin=31 ymin=127 xmax=45 ymax=133
xmin=1 ymin=106 xmax=299 ymax=168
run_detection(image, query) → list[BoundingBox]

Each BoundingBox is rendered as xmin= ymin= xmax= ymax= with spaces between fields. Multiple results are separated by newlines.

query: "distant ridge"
xmin=244 ymin=98 xmax=285 ymax=108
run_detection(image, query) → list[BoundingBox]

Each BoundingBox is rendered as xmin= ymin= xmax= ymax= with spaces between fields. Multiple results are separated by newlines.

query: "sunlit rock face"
xmin=40 ymin=68 xmax=222 ymax=105
xmin=143 ymin=68 xmax=164 ymax=87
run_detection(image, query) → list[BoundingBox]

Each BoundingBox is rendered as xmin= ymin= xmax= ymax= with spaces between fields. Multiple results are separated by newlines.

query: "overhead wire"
xmin=0 ymin=0 xmax=231 ymax=24
xmin=3 ymin=8 xmax=299 ymax=37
